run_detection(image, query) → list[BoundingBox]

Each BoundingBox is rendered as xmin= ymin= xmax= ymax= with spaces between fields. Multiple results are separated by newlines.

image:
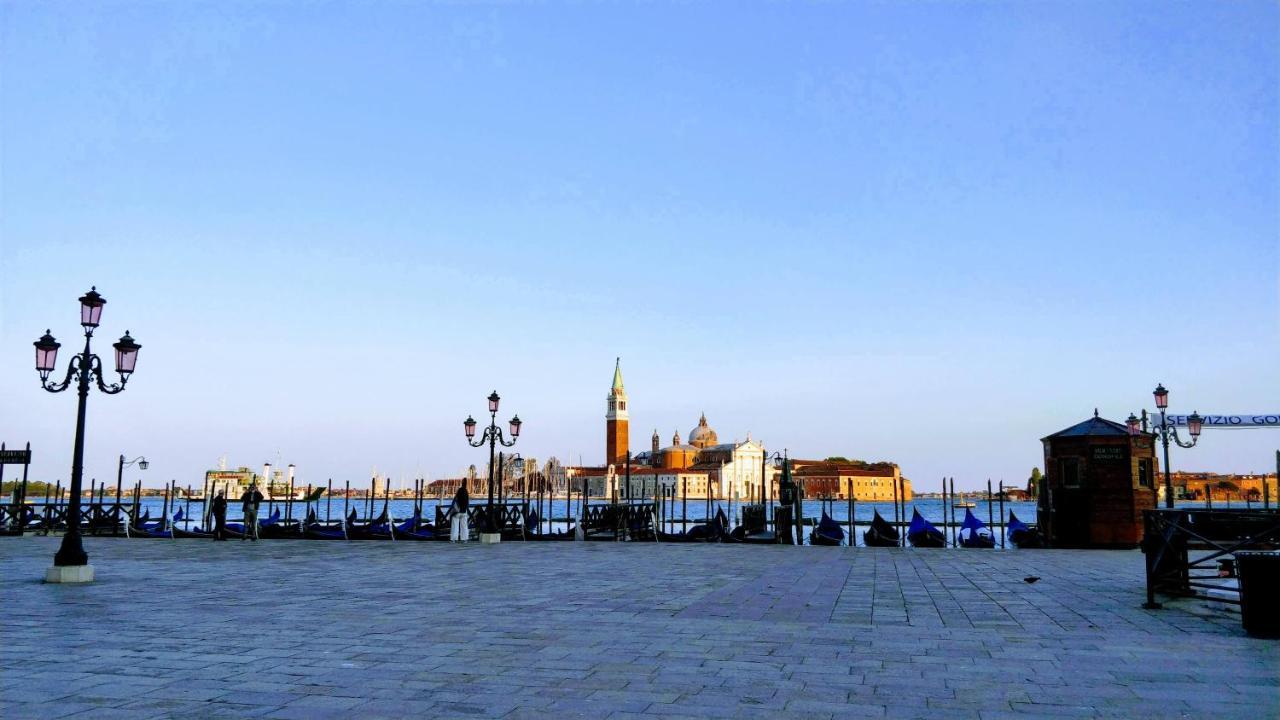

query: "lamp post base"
xmin=479 ymin=533 xmax=502 ymax=545
xmin=45 ymin=564 xmax=95 ymax=584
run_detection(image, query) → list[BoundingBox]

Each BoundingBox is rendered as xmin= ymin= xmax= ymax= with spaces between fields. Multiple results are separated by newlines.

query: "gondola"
xmin=0 ymin=506 xmax=39 ymax=536
xmin=656 ymin=508 xmax=724 ymax=542
xmin=906 ymin=508 xmax=946 ymax=548
xmin=227 ymin=508 xmax=282 ymax=538
xmin=522 ymin=510 xmax=574 ymax=541
xmin=129 ymin=508 xmax=176 ymax=539
xmin=728 ymin=525 xmax=780 ymax=544
xmin=1007 ymin=511 xmax=1044 ymax=548
xmin=958 ymin=508 xmax=995 ymax=548
xmin=302 ymin=509 xmax=349 ymax=540
xmin=656 ymin=521 xmax=718 ymax=542
xmin=397 ymin=509 xmax=439 ymax=541
xmin=862 ymin=509 xmax=901 ymax=547
xmin=810 ymin=511 xmax=845 ymax=546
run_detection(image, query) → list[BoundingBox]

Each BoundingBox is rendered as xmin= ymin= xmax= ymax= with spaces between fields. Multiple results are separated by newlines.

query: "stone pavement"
xmin=1 ymin=537 xmax=1276 ymax=719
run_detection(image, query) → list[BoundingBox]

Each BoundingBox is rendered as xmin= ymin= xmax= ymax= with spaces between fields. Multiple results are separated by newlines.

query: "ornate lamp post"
xmin=463 ymin=391 xmax=521 ymax=540
xmin=1129 ymin=384 xmax=1202 ymax=509
xmin=34 ymin=287 xmax=141 ymax=583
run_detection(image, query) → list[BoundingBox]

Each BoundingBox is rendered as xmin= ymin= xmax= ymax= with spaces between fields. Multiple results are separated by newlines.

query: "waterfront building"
xmin=789 ymin=460 xmax=913 ymax=501
xmin=571 ymin=360 xmax=778 ymax=499
xmin=1166 ymin=471 xmax=1278 ymax=502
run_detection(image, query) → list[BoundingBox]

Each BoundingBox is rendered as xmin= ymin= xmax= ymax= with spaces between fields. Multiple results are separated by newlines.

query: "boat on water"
xmin=958 ymin=508 xmax=995 ymax=548
xmin=907 ymin=508 xmax=946 ymax=548
xmin=953 ymin=501 xmax=976 ymax=509
xmin=1007 ymin=511 xmax=1043 ymax=548
xmin=522 ymin=510 xmax=574 ymax=541
xmin=810 ymin=511 xmax=845 ymax=546
xmin=862 ymin=510 xmax=901 ymax=547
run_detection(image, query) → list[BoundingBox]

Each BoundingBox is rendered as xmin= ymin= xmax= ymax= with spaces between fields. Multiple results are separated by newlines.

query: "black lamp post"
xmin=1130 ymin=384 xmax=1202 ymax=509
xmin=759 ymin=449 xmax=786 ymax=506
xmin=463 ymin=391 xmax=521 ymax=536
xmin=34 ymin=287 xmax=141 ymax=579
xmin=116 ymin=454 xmax=148 ymax=515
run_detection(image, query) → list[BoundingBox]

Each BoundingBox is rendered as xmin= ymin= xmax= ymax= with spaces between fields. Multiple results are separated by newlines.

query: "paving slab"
xmin=1 ymin=537 xmax=1276 ymax=719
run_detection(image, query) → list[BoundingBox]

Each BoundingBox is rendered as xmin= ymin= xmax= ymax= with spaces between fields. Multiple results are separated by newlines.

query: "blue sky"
xmin=2 ymin=2 xmax=1276 ymax=490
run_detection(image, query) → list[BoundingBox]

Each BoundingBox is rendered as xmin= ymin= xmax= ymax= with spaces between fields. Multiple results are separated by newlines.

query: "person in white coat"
xmin=449 ymin=485 xmax=470 ymax=542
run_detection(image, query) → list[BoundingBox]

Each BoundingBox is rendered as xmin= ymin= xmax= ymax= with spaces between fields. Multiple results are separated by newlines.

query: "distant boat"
xmin=953 ymin=501 xmax=976 ymax=509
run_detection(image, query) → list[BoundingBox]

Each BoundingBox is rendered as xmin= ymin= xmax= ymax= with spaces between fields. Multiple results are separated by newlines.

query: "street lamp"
xmin=1130 ymin=384 xmax=1202 ymax=509
xmin=463 ymin=390 xmax=521 ymax=539
xmin=759 ymin=449 xmax=786 ymax=506
xmin=34 ymin=287 xmax=141 ymax=582
xmin=117 ymin=455 xmax=148 ymax=498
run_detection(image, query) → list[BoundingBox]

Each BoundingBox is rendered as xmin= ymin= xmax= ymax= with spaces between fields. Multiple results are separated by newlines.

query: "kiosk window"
xmin=1138 ymin=459 xmax=1152 ymax=488
xmin=1060 ymin=458 xmax=1081 ymax=488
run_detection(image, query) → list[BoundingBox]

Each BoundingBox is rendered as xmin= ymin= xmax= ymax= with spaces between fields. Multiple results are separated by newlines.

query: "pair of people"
xmin=209 ymin=484 xmax=265 ymax=541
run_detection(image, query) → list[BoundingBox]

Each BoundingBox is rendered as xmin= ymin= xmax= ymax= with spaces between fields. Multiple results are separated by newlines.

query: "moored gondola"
xmin=958 ymin=508 xmax=995 ymax=548
xmin=656 ymin=521 xmax=719 ymax=542
xmin=810 ymin=511 xmax=845 ymax=546
xmin=862 ymin=510 xmax=901 ymax=547
xmin=906 ymin=508 xmax=946 ymax=548
xmin=1007 ymin=511 xmax=1043 ymax=548
xmin=129 ymin=509 xmax=176 ymax=539
xmin=522 ymin=510 xmax=574 ymax=541
xmin=728 ymin=520 xmax=780 ymax=544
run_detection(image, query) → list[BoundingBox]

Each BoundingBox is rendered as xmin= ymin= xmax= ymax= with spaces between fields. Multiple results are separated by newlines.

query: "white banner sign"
xmin=1154 ymin=412 xmax=1280 ymax=429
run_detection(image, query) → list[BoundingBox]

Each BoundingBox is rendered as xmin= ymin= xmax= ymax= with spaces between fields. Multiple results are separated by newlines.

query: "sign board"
xmin=1153 ymin=413 xmax=1280 ymax=429
xmin=1091 ymin=446 xmax=1126 ymax=462
xmin=0 ymin=449 xmax=32 ymax=465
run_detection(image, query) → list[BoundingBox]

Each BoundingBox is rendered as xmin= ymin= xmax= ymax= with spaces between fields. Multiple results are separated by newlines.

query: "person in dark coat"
xmin=240 ymin=484 xmax=265 ymax=541
xmin=211 ymin=491 xmax=228 ymax=541
xmin=449 ymin=484 xmax=470 ymax=542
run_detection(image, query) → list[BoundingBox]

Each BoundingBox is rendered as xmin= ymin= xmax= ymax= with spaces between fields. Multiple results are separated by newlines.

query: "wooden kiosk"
xmin=1039 ymin=411 xmax=1159 ymax=548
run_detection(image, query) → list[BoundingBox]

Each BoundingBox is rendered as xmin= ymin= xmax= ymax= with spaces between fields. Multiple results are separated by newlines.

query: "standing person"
xmin=211 ymin=490 xmax=228 ymax=541
xmin=240 ymin=483 xmax=264 ymax=541
xmin=449 ymin=483 xmax=469 ymax=543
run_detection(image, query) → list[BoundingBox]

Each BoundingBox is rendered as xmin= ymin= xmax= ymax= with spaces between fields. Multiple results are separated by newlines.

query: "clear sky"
xmin=2 ymin=2 xmax=1277 ymax=491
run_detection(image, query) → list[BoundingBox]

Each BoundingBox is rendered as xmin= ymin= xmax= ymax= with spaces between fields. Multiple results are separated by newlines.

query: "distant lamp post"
xmin=759 ymin=450 xmax=786 ymax=505
xmin=463 ymin=391 xmax=521 ymax=540
xmin=35 ymin=287 xmax=141 ymax=582
xmin=1131 ymin=384 xmax=1202 ymax=509
xmin=117 ymin=455 xmax=149 ymax=492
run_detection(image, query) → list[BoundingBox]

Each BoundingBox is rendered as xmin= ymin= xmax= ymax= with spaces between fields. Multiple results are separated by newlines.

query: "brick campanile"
xmin=606 ymin=358 xmax=629 ymax=467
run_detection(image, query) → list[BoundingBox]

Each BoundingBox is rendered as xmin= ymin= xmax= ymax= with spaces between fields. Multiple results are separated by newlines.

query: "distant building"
xmin=788 ymin=460 xmax=912 ymax=502
xmin=1167 ymin=471 xmax=1278 ymax=502
xmin=204 ymin=467 xmax=259 ymax=498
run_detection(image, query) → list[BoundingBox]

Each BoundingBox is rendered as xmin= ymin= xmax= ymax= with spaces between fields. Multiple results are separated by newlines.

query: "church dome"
xmin=688 ymin=413 xmax=718 ymax=449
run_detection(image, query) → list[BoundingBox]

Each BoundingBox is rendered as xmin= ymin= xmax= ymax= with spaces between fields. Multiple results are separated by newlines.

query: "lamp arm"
xmin=90 ymin=355 xmax=127 ymax=395
xmin=499 ymin=429 xmax=517 ymax=448
xmin=468 ymin=426 xmax=494 ymax=448
xmin=41 ymin=356 xmax=81 ymax=393
xmin=1169 ymin=426 xmax=1198 ymax=449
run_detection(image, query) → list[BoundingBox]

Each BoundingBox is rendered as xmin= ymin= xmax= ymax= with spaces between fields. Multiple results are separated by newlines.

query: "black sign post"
xmin=1 ymin=442 xmax=33 ymax=530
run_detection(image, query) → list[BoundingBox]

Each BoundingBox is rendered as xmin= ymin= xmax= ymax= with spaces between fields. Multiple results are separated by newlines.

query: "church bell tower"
xmin=606 ymin=358 xmax=629 ymax=467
